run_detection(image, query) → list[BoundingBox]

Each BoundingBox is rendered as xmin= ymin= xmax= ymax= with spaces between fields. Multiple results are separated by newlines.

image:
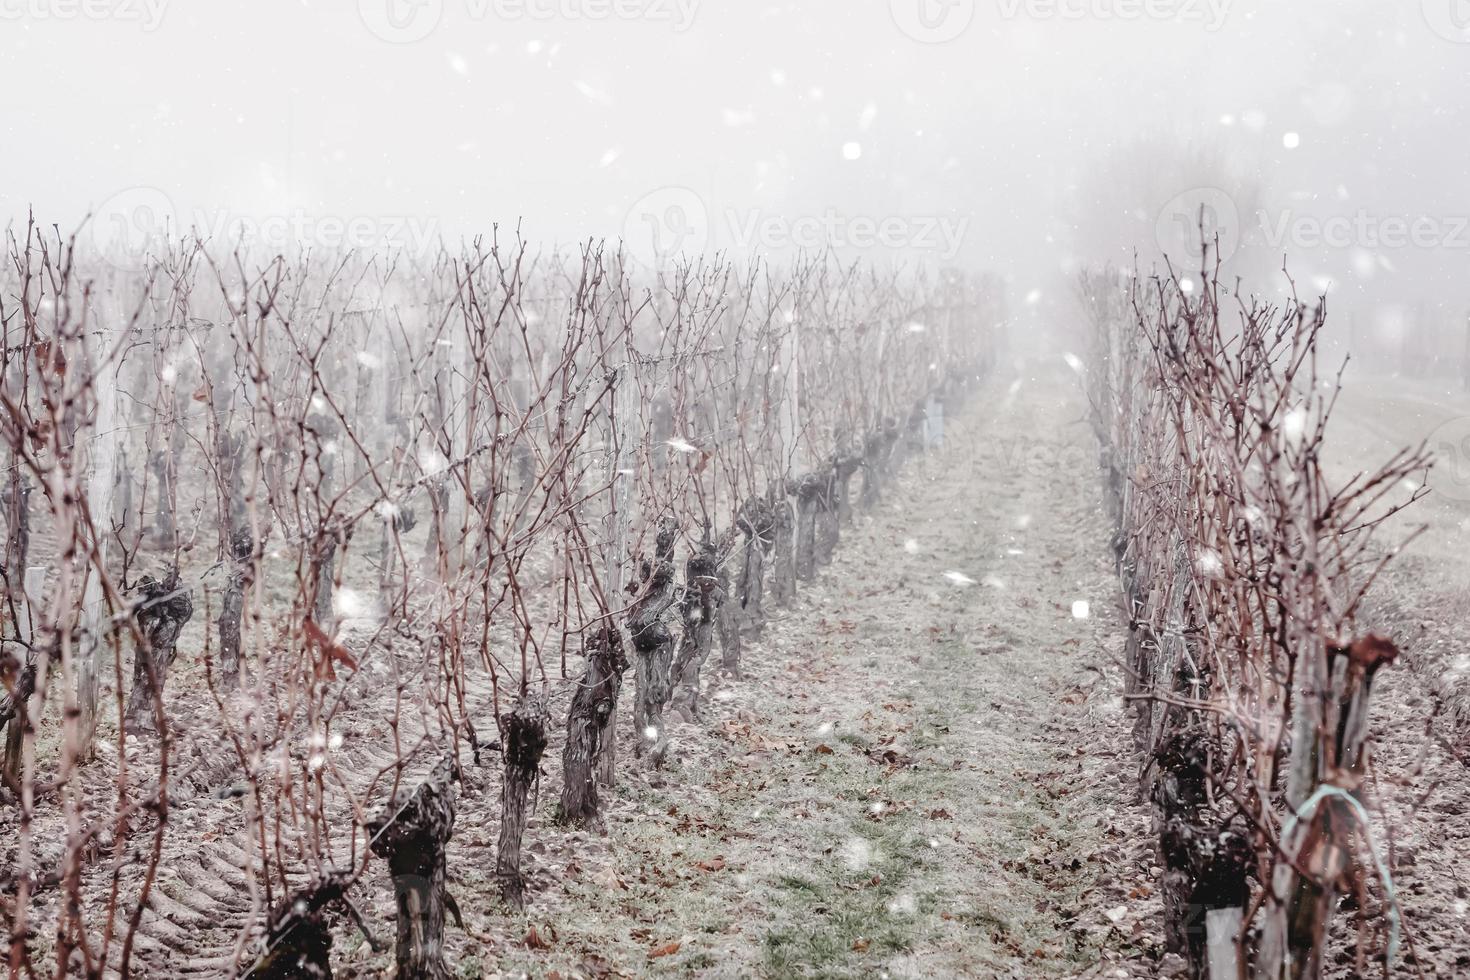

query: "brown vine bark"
xmin=670 ymin=541 xmax=722 ymax=723
xmin=123 ymin=569 xmax=195 ymax=734
xmin=725 ymin=495 xmax=773 ymax=671
xmin=629 ymin=516 xmax=677 ymax=762
xmin=248 ymin=872 xmax=377 ymax=980
xmin=793 ymin=471 xmax=824 ymax=582
xmin=558 ymin=626 xmax=628 ymax=829
xmin=217 ymin=526 xmax=251 ymax=690
xmin=767 ymin=488 xmax=796 ymax=607
xmin=497 ymin=693 xmax=549 ymax=908
xmin=214 ymin=427 xmax=248 ymax=688
xmin=858 ymin=424 xmax=890 ymax=511
xmin=1153 ymin=728 xmax=1250 ymax=973
xmin=1 ymin=472 xmax=31 ymax=788
xmin=368 ymin=755 xmax=461 ymax=980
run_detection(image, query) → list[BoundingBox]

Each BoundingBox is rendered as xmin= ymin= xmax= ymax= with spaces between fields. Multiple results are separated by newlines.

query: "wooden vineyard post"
xmin=596 ymin=361 xmax=637 ymax=788
xmin=770 ymin=317 xmax=802 ymax=602
xmin=1257 ymin=637 xmax=1401 ymax=980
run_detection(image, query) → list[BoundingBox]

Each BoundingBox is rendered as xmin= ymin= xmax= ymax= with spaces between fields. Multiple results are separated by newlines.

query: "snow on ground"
xmin=412 ymin=361 xmax=1163 ymax=978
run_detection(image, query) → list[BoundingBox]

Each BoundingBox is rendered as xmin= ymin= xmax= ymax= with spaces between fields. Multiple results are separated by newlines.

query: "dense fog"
xmin=5 ymin=1 xmax=1467 ymax=356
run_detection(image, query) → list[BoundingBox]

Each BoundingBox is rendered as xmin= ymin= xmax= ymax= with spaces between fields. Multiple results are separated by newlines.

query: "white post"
xmin=1206 ymin=907 xmax=1243 ymax=980
xmin=779 ymin=316 xmax=801 ymax=475
xmin=78 ymin=320 xmax=120 ymax=758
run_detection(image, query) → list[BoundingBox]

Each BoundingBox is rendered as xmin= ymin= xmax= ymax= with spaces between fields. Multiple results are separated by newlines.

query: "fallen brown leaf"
xmin=649 ymin=940 xmax=681 ymax=959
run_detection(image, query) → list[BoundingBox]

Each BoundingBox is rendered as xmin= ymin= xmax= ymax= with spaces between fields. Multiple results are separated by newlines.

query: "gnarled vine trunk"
xmin=629 ymin=517 xmax=678 ymax=762
xmin=498 ymin=693 xmax=549 ymax=908
xmin=1 ymin=472 xmax=32 ymax=787
xmin=767 ymin=488 xmax=796 ymax=607
xmin=558 ymin=627 xmax=628 ymax=828
xmin=217 ymin=526 xmax=251 ymax=689
xmin=793 ymin=471 xmax=824 ymax=582
xmin=124 ymin=569 xmax=195 ymax=734
xmin=249 ymin=873 xmax=359 ymax=980
xmin=670 ymin=541 xmax=722 ymax=723
xmin=368 ymin=755 xmax=460 ymax=979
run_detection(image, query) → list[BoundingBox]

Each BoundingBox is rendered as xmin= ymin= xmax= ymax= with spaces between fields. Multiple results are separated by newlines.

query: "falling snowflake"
xmin=842 ymin=837 xmax=873 ymax=871
xmin=666 ymin=437 xmax=698 ymax=454
xmin=1282 ymin=407 xmax=1309 ymax=445
xmin=1071 ymin=600 xmax=1090 ymax=620
xmin=333 ymin=587 xmax=373 ymax=619
xmin=887 ymin=893 xmax=917 ymax=915
xmin=943 ymin=570 xmax=976 ymax=586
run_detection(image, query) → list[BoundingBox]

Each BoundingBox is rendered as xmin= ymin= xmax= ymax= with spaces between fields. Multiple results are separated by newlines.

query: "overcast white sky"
xmin=3 ymin=0 xmax=1467 ymax=339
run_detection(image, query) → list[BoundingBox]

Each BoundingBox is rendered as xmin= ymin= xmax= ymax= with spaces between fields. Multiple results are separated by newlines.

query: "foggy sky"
xmin=3 ymin=0 xmax=1466 ymax=343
